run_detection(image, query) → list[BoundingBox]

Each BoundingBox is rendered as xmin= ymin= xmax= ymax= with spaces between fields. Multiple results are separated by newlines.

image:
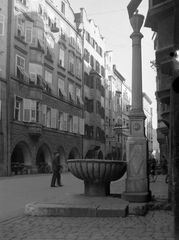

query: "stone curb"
xmin=25 ymin=202 xmax=128 ymax=218
xmin=25 ymin=198 xmax=171 ymax=218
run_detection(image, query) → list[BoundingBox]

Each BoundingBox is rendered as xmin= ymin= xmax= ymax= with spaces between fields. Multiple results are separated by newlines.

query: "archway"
xmin=11 ymin=141 xmax=31 ymax=174
xmin=36 ymin=144 xmax=51 ymax=168
xmin=98 ymin=151 xmax=103 ymax=159
xmin=68 ymin=147 xmax=80 ymax=159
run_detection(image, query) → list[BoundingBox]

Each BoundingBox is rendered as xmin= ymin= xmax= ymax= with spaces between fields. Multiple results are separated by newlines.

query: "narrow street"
xmin=0 ymin=173 xmax=173 ymax=240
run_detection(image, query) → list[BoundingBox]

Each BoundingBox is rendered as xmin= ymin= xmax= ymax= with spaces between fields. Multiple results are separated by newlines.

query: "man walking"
xmin=51 ymin=151 xmax=62 ymax=187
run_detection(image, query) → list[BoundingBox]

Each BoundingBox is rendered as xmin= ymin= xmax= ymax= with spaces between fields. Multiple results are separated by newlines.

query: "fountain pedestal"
xmin=67 ymin=159 xmax=126 ymax=196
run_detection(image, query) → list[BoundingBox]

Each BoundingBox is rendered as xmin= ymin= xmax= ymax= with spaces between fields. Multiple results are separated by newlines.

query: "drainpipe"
xmin=6 ymin=0 xmax=12 ymax=175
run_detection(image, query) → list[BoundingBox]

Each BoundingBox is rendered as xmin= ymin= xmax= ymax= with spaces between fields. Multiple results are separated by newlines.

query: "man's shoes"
xmin=51 ymin=185 xmax=57 ymax=187
xmin=57 ymin=184 xmax=63 ymax=187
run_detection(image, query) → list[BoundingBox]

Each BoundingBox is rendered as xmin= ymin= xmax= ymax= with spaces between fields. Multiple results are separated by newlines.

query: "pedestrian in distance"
xmin=161 ymin=155 xmax=168 ymax=175
xmin=51 ymin=151 xmax=63 ymax=187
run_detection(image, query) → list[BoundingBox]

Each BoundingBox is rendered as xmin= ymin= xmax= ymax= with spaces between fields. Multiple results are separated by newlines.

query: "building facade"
xmin=76 ymin=8 xmax=106 ymax=159
xmin=145 ymin=0 xmax=174 ymax=160
xmin=0 ymin=0 xmax=84 ymax=176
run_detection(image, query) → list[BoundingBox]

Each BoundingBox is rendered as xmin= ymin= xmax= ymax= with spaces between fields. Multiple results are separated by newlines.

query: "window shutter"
xmin=42 ymin=104 xmax=47 ymax=126
xmin=31 ymin=100 xmax=36 ymax=122
xmin=59 ymin=111 xmax=63 ymax=130
xmin=63 ymin=113 xmax=67 ymax=131
xmin=23 ymin=99 xmax=31 ymax=122
xmin=79 ymin=118 xmax=84 ymax=135
xmin=73 ymin=116 xmax=78 ymax=133
xmin=13 ymin=94 xmax=16 ymax=120
xmin=51 ymin=108 xmax=57 ymax=129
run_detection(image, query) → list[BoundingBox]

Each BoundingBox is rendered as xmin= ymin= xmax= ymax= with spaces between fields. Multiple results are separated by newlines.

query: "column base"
xmin=121 ymin=190 xmax=151 ymax=203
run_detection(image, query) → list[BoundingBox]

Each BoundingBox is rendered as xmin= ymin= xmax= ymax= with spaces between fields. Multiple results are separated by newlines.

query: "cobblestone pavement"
xmin=0 ymin=211 xmax=173 ymax=240
xmin=0 ymin=174 xmax=174 ymax=240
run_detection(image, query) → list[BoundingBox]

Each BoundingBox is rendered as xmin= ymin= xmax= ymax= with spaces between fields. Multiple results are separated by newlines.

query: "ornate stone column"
xmin=121 ymin=13 xmax=151 ymax=202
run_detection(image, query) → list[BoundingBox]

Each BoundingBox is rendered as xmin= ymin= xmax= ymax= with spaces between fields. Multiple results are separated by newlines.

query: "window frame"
xmin=16 ymin=54 xmax=25 ymax=80
xmin=59 ymin=46 xmax=65 ymax=67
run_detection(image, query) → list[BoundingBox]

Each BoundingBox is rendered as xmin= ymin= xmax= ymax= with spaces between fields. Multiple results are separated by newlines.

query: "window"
xmin=23 ymin=99 xmax=31 ymax=122
xmin=85 ymin=31 xmax=90 ymax=42
xmin=51 ymin=108 xmax=57 ymax=129
xmin=69 ymin=54 xmax=74 ymax=73
xmin=25 ymin=22 xmax=33 ymax=43
xmin=69 ymin=83 xmax=74 ymax=102
xmin=68 ymin=115 xmax=73 ymax=132
xmin=32 ymin=28 xmax=44 ymax=49
xmin=79 ymin=118 xmax=84 ymax=135
xmin=60 ymin=21 xmax=66 ymax=39
xmin=61 ymin=1 xmax=65 ymax=14
xmin=17 ymin=17 xmax=24 ymax=38
xmin=96 ymin=101 xmax=101 ymax=114
xmin=31 ymin=100 xmax=36 ymax=122
xmin=96 ymin=78 xmax=101 ymax=91
xmin=58 ymin=78 xmax=67 ymax=98
xmin=0 ymin=15 xmax=4 ymax=36
xmin=77 ymin=37 xmax=82 ymax=53
xmin=90 ymin=55 xmax=94 ymax=68
xmin=63 ymin=113 xmax=68 ymax=131
xmin=14 ymin=96 xmax=23 ymax=121
xmin=46 ymin=33 xmax=54 ymax=48
xmin=59 ymin=47 xmax=65 ymax=67
xmin=96 ymin=127 xmax=101 ymax=139
xmin=76 ymin=87 xmax=83 ymax=105
xmin=36 ymin=102 xmax=42 ymax=124
xmin=19 ymin=0 xmax=29 ymax=6
xmin=58 ymin=111 xmax=63 ymax=130
xmin=29 ymin=63 xmax=43 ymax=85
xmin=58 ymin=112 xmax=68 ymax=131
xmin=89 ymin=100 xmax=94 ymax=113
xmin=16 ymin=55 xmax=25 ymax=80
xmin=38 ymin=3 xmax=43 ymax=15
xmin=42 ymin=105 xmax=47 ymax=126
xmin=45 ymin=70 xmax=52 ymax=92
xmin=96 ymin=61 xmax=100 ymax=73
xmin=70 ymin=29 xmax=75 ymax=46
xmin=15 ymin=100 xmax=20 ymax=120
xmin=84 ymin=49 xmax=90 ymax=63
xmin=73 ymin=116 xmax=78 ymax=133
xmin=31 ymin=0 xmax=38 ymax=11
xmin=45 ymin=70 xmax=52 ymax=84
xmin=90 ymin=126 xmax=94 ymax=138
xmin=46 ymin=107 xmax=51 ymax=128
xmin=76 ymin=59 xmax=81 ymax=78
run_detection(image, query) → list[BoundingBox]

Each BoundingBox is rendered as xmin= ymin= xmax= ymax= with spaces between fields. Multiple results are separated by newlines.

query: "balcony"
xmin=156 ymin=45 xmax=173 ymax=75
xmin=28 ymin=123 xmax=42 ymax=138
xmin=150 ymin=0 xmax=173 ymax=9
xmin=155 ymin=88 xmax=170 ymax=105
xmin=145 ymin=0 xmax=173 ymax=31
xmin=156 ymin=127 xmax=166 ymax=144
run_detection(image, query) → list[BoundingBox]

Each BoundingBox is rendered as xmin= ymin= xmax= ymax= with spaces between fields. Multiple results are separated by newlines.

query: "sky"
xmin=68 ymin=0 xmax=157 ymax=129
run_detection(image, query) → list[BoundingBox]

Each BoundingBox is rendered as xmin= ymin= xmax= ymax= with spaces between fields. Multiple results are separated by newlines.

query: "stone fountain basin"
xmin=67 ymin=159 xmax=126 ymax=196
